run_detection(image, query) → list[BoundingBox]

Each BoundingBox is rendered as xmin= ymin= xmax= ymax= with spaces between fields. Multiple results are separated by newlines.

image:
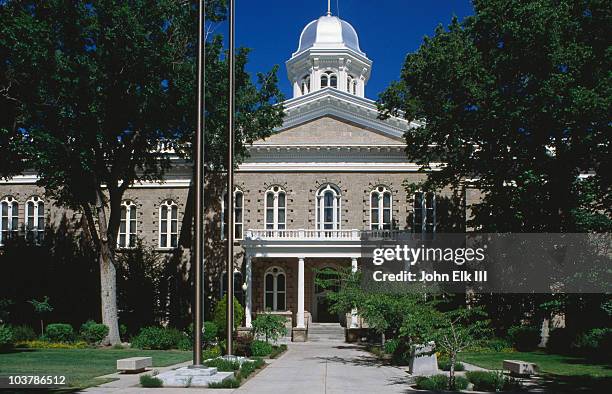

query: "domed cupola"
xmin=286 ymin=7 xmax=372 ymax=99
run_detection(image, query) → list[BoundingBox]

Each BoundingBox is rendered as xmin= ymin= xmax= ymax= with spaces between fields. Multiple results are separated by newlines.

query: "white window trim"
xmin=158 ymin=200 xmax=178 ymax=249
xmin=118 ymin=200 xmax=137 ymax=249
xmin=264 ymin=266 xmax=286 ymax=311
xmin=221 ymin=189 xmax=244 ymax=240
xmin=315 ymin=184 xmax=341 ymax=231
xmin=370 ymin=186 xmax=393 ymax=230
xmin=264 ymin=186 xmax=286 ymax=231
xmin=25 ymin=196 xmax=44 ymax=244
xmin=0 ymin=196 xmax=19 ymax=246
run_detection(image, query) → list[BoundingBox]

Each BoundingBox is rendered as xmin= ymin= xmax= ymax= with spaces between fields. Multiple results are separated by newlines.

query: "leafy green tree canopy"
xmin=379 ymin=0 xmax=610 ymax=232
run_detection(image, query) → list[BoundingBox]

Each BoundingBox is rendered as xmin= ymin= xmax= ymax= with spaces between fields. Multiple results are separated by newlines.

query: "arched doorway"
xmin=313 ymin=267 xmax=340 ymax=323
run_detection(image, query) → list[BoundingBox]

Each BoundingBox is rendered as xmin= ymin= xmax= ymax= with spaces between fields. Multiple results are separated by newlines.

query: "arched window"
xmin=264 ymin=267 xmax=286 ymax=311
xmin=118 ymin=200 xmax=137 ymax=248
xmin=265 ymin=186 xmax=286 ymax=231
xmin=25 ymin=196 xmax=44 ymax=244
xmin=414 ymin=192 xmax=436 ymax=234
xmin=320 ymin=73 xmax=329 ymax=88
xmin=347 ymin=75 xmax=356 ymax=94
xmin=371 ymin=186 xmax=392 ymax=230
xmin=316 ymin=184 xmax=341 ymax=231
xmin=301 ymin=75 xmax=310 ymax=95
xmin=330 ymin=74 xmax=337 ymax=88
xmin=0 ymin=196 xmax=19 ymax=246
xmin=159 ymin=200 xmax=178 ymax=248
xmin=222 ymin=189 xmax=244 ymax=240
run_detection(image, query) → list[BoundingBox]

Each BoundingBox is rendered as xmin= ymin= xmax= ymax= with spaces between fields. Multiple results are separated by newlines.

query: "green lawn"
xmin=460 ymin=350 xmax=612 ymax=392
xmin=0 ymin=348 xmax=191 ymax=391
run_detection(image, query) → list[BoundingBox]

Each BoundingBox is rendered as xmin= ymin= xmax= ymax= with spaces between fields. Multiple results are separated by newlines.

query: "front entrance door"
xmin=313 ymin=267 xmax=340 ymax=323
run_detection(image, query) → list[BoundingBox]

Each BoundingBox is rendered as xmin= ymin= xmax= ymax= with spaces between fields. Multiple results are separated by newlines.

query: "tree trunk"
xmin=95 ymin=189 xmax=121 ymax=346
xmin=449 ymin=352 xmax=456 ymax=389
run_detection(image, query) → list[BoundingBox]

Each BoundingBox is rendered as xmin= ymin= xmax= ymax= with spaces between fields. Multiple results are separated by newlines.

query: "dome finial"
xmin=327 ymin=0 xmax=331 ymax=15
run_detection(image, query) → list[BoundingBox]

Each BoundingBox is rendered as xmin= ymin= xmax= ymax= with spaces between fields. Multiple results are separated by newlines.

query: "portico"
xmin=242 ymin=229 xmax=362 ymax=339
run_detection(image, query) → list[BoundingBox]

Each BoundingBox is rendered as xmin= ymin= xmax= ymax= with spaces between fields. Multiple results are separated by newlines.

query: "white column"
xmin=297 ymin=257 xmax=305 ymax=328
xmin=245 ymin=254 xmax=253 ymax=328
xmin=350 ymin=257 xmax=359 ymax=328
xmin=292 ymin=80 xmax=301 ymax=98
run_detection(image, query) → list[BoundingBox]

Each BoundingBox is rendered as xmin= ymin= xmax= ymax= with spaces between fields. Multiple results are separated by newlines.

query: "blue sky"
xmin=223 ymin=1 xmax=474 ymax=100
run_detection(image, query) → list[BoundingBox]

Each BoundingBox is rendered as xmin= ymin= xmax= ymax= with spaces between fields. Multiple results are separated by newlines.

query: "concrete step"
xmin=308 ymin=323 xmax=345 ymax=341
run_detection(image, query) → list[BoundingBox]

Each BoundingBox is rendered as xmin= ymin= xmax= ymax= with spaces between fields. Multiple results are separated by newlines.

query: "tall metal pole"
xmin=192 ymin=0 xmax=206 ymax=367
xmin=226 ymin=0 xmax=235 ymax=356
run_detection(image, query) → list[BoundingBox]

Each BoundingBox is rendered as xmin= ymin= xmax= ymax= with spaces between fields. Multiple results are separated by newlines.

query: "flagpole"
xmin=226 ymin=0 xmax=235 ymax=356
xmin=192 ymin=0 xmax=206 ymax=367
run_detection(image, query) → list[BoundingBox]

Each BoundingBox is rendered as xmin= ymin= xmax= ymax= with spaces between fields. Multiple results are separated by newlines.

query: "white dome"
xmin=295 ymin=15 xmax=364 ymax=56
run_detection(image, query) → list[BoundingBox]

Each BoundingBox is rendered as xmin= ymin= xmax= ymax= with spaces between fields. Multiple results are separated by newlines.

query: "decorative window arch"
xmin=320 ymin=71 xmax=337 ymax=88
xmin=25 ymin=196 xmax=44 ymax=244
xmin=301 ymin=75 xmax=310 ymax=95
xmin=414 ymin=192 xmax=436 ymax=234
xmin=221 ymin=189 xmax=244 ymax=240
xmin=265 ymin=186 xmax=286 ymax=231
xmin=0 ymin=196 xmax=19 ymax=246
xmin=118 ymin=200 xmax=137 ymax=248
xmin=370 ymin=186 xmax=392 ymax=230
xmin=316 ymin=184 xmax=341 ymax=231
xmin=159 ymin=200 xmax=178 ymax=248
xmin=264 ymin=266 xmax=286 ymax=311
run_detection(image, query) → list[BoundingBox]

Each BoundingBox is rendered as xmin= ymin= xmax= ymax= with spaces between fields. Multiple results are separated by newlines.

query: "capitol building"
xmin=0 ymin=11 xmax=477 ymax=340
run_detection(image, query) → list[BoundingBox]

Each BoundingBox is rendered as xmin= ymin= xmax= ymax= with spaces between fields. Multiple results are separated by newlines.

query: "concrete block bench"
xmin=117 ymin=357 xmax=152 ymax=373
xmin=503 ymin=359 xmax=538 ymax=376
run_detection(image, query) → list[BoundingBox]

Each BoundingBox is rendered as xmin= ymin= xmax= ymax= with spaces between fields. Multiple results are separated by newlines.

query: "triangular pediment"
xmin=257 ymin=115 xmax=404 ymax=145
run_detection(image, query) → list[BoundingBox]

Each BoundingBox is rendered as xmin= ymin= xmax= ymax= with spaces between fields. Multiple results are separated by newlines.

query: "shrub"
xmin=486 ymin=338 xmax=513 ymax=352
xmin=202 ymin=345 xmax=222 ymax=360
xmin=0 ymin=325 xmax=14 ymax=351
xmin=131 ymin=326 xmax=187 ymax=350
xmin=11 ymin=325 xmax=36 ymax=342
xmin=45 ymin=323 xmax=75 ymax=343
xmin=203 ymin=321 xmax=219 ymax=344
xmin=546 ymin=328 xmax=574 ymax=355
xmin=507 ymin=325 xmax=540 ymax=351
xmin=208 ymin=376 xmax=241 ymax=388
xmin=140 ymin=374 xmax=163 ymax=388
xmin=414 ymin=374 xmax=468 ymax=391
xmin=572 ymin=328 xmax=612 ymax=358
xmin=80 ymin=320 xmax=109 ymax=345
xmin=237 ymin=361 xmax=258 ymax=380
xmin=15 ymin=340 xmax=87 ymax=349
xmin=438 ymin=358 xmax=465 ymax=371
xmin=251 ymin=313 xmax=287 ymax=343
xmin=383 ymin=338 xmax=399 ymax=354
xmin=204 ymin=358 xmax=241 ymax=372
xmin=213 ymin=295 xmax=244 ymax=336
xmin=270 ymin=344 xmax=287 ymax=359
xmin=233 ymin=335 xmax=253 ymax=357
xmin=415 ymin=375 xmax=446 ymax=390
xmin=466 ymin=370 xmax=520 ymax=392
xmin=250 ymin=340 xmax=273 ymax=357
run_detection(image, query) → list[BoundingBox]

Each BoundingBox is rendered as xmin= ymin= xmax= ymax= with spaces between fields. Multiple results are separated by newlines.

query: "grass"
xmin=460 ymin=350 xmax=612 ymax=392
xmin=0 ymin=347 xmax=191 ymax=391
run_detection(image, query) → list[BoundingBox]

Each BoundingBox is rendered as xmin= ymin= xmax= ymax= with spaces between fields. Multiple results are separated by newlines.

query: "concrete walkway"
xmin=236 ymin=339 xmax=411 ymax=394
xmin=81 ymin=338 xmax=411 ymax=393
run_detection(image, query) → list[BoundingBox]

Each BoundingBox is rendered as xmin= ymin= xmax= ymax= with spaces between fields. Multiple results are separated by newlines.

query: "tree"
xmin=429 ymin=308 xmax=489 ymax=390
xmin=378 ymin=0 xmax=610 ymax=233
xmin=251 ymin=313 xmax=287 ymax=343
xmin=28 ymin=296 xmax=53 ymax=336
xmin=0 ymin=1 xmax=284 ymax=344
